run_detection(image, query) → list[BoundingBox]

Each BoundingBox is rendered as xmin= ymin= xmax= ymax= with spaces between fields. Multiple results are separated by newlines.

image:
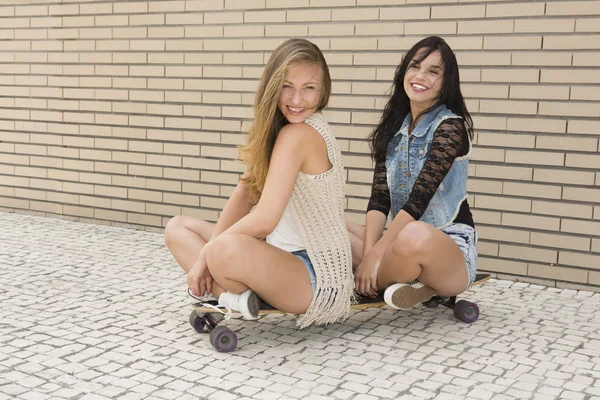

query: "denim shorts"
xmin=291 ymin=249 xmax=316 ymax=293
xmin=440 ymin=223 xmax=478 ymax=288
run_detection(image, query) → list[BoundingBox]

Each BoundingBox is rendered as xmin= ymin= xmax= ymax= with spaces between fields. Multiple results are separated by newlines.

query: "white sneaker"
xmin=218 ymin=289 xmax=260 ymax=320
xmin=383 ymin=282 xmax=436 ymax=310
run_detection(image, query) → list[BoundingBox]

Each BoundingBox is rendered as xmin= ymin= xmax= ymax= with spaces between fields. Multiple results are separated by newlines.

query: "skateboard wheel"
xmin=453 ymin=300 xmax=479 ymax=323
xmin=422 ymin=298 xmax=439 ymax=308
xmin=210 ymin=326 xmax=238 ymax=353
xmin=189 ymin=311 xmax=210 ymax=334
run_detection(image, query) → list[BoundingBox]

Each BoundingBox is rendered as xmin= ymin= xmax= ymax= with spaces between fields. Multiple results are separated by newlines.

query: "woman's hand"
xmin=354 ymin=251 xmax=382 ymax=298
xmin=187 ymin=251 xmax=213 ymax=297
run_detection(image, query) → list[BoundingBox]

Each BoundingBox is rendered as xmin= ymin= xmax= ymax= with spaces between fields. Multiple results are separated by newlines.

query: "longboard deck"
xmin=191 ymin=273 xmax=491 ymax=316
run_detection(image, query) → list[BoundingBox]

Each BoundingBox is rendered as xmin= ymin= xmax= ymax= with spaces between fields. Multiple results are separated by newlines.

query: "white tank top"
xmin=266 ymin=203 xmax=304 ymax=252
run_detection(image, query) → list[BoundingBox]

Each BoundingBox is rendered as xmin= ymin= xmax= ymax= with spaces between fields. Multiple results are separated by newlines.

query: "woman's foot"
xmin=383 ymin=282 xmax=436 ymax=310
xmin=218 ymin=289 xmax=260 ymax=320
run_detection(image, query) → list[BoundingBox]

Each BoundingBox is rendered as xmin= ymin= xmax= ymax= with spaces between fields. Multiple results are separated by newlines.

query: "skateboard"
xmin=189 ymin=273 xmax=490 ymax=352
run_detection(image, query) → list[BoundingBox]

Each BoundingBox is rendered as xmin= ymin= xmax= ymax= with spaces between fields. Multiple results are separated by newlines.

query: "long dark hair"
xmin=369 ymin=36 xmax=473 ymax=162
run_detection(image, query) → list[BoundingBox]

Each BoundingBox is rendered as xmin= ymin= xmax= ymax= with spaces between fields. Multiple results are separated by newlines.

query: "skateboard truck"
xmin=189 ymin=311 xmax=238 ymax=353
xmin=421 ymin=296 xmax=480 ymax=323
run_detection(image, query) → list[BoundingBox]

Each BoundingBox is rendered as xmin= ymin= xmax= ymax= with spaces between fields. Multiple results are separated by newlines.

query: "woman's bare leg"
xmin=164 ymin=215 xmax=215 ymax=273
xmin=203 ymin=233 xmax=314 ymax=314
xmin=377 ymin=221 xmax=469 ymax=297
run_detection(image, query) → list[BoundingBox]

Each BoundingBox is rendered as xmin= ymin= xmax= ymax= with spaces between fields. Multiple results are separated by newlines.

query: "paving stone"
xmin=1 ymin=212 xmax=599 ymax=400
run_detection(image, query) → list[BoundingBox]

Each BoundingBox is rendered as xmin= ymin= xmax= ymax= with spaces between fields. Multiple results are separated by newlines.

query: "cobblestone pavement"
xmin=1 ymin=211 xmax=600 ymax=400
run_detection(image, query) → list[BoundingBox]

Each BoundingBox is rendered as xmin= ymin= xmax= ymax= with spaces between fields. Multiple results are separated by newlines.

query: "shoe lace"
xmin=187 ymin=289 xmax=232 ymax=320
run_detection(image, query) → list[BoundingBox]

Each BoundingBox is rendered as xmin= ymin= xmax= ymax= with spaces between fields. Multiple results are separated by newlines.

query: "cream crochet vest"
xmin=289 ymin=113 xmax=354 ymax=328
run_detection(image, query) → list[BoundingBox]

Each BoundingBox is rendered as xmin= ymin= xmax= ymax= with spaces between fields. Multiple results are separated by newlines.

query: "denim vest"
xmin=386 ymin=104 xmax=470 ymax=228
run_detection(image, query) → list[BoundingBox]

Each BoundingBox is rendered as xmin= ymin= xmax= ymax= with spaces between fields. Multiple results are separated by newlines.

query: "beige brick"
xmin=478 ymin=256 xmax=528 ymax=275
xmin=529 ymin=263 xmax=588 ymax=283
xmin=243 ymin=10 xmax=285 ymax=23
xmin=516 ymin=18 xmax=575 ymax=33
xmin=594 ymin=239 xmax=600 ymax=252
xmin=481 ymin=68 xmax=539 ymax=83
xmin=568 ymin=120 xmax=600 ymax=135
xmin=544 ymin=35 xmax=600 ymax=50
xmin=536 ymin=135 xmax=598 ymax=152
xmin=478 ymin=132 xmax=535 ymax=150
xmin=486 ymin=2 xmax=544 ymax=17
xmin=128 ymin=164 xmax=163 ymax=178
xmin=164 ymin=167 xmax=200 ymax=181
xmin=183 ymin=182 xmax=220 ymax=196
xmin=510 ymin=85 xmax=569 ymax=100
xmin=431 ymin=4 xmax=485 ymax=19
xmin=95 ymin=209 xmax=127 ymax=223
xmin=147 ymin=103 xmax=183 ymax=116
xmin=595 ymin=206 xmax=600 ymax=220
xmin=113 ymin=175 xmax=146 ymax=189
xmin=561 ymin=218 xmax=600 ymax=236
xmin=130 ymin=66 xmax=165 ymax=77
xmin=113 ymin=2 xmax=148 ymax=13
xmin=502 ymin=212 xmax=560 ymax=231
xmin=332 ymin=7 xmax=378 ymax=21
xmin=565 ymin=153 xmax=600 ymax=169
xmin=82 ymin=101 xmax=112 ymax=113
xmin=547 ymin=1 xmax=600 ymax=15
xmin=165 ymin=66 xmax=203 ymax=78
xmin=506 ymin=117 xmax=566 ymax=134
xmin=533 ymin=199 xmax=593 ymax=219
xmin=531 ymin=232 xmax=590 ymax=252
xmin=480 ymin=100 xmax=537 ymax=115
xmin=576 ymin=18 xmax=600 ymax=32
xmin=309 ymin=23 xmax=354 ymax=37
xmin=165 ymin=117 xmax=202 ymax=130
xmin=164 ymin=91 xmax=202 ymax=104
xmin=149 ymin=27 xmax=184 ymax=38
xmin=95 ymin=113 xmax=128 ymax=126
xmin=128 ymin=115 xmax=163 ymax=128
xmin=184 ymin=53 xmax=223 ymax=65
xmin=563 ymin=187 xmax=600 ymax=203
xmin=149 ymin=78 xmax=184 ymax=90
xmin=486 ymin=36 xmax=542 ymax=50
xmin=500 ymin=244 xmax=557 ymax=264
xmin=184 ymin=26 xmax=223 ymax=38
xmin=164 ymin=192 xmax=200 ymax=207
xmin=187 ymin=0 xmax=225 ymax=11
xmin=49 ymin=4 xmax=79 ymax=15
xmin=459 ymin=20 xmax=512 ymax=34
xmin=204 ymin=11 xmax=244 ymax=24
xmin=130 ymin=40 xmax=165 ymax=51
xmin=571 ymin=86 xmax=600 ymax=101
xmin=559 ymin=251 xmax=600 ymax=270
xmin=225 ymin=25 xmax=265 ymax=37
xmin=534 ymin=168 xmax=595 ymax=186
xmin=405 ymin=21 xmax=456 ymax=35
xmin=505 ymin=150 xmax=564 ymax=167
xmin=477 ymin=241 xmax=499 ymax=256
xmin=287 ymin=9 xmax=330 ymax=22
xmin=466 ymin=178 xmax=503 ymax=195
xmin=203 ymin=66 xmax=242 ymax=78
xmin=478 ymin=225 xmax=530 ymax=244
xmin=511 ymin=52 xmax=572 ymax=67
xmin=475 ymin=194 xmax=531 ymax=213
xmin=456 ymin=52 xmax=511 ymax=66
xmin=146 ymin=154 xmax=182 ymax=168
xmin=540 ymin=101 xmax=600 ymax=118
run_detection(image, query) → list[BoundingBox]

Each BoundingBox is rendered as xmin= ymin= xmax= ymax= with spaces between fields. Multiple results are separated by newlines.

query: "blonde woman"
xmin=165 ymin=39 xmax=354 ymax=327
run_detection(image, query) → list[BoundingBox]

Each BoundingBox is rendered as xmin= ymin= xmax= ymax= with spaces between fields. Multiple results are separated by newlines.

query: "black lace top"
xmin=366 ymin=118 xmax=474 ymax=228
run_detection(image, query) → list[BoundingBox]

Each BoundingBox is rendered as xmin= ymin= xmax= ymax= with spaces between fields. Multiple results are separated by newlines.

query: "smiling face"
xmin=278 ymin=63 xmax=323 ymax=124
xmin=403 ymin=49 xmax=444 ymax=111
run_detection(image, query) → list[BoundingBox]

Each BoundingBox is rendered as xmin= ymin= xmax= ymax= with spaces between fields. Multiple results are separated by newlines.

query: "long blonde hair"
xmin=239 ymin=38 xmax=331 ymax=204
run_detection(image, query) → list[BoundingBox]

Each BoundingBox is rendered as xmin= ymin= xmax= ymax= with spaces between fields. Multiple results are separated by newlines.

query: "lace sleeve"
xmin=402 ymin=118 xmax=467 ymax=220
xmin=366 ymin=159 xmax=391 ymax=217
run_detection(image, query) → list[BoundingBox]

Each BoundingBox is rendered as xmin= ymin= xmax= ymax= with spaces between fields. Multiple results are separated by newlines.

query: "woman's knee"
xmin=164 ymin=215 xmax=185 ymax=247
xmin=204 ymin=234 xmax=242 ymax=274
xmin=391 ymin=221 xmax=433 ymax=258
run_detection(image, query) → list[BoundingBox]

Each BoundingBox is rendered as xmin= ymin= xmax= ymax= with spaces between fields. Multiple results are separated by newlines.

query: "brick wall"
xmin=1 ymin=0 xmax=599 ymax=290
